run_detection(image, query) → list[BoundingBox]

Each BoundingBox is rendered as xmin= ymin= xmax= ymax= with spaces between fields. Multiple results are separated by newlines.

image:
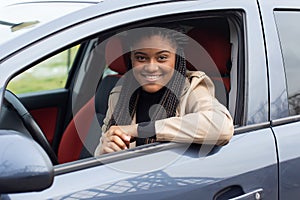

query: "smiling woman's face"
xmin=131 ymin=35 xmax=177 ymax=93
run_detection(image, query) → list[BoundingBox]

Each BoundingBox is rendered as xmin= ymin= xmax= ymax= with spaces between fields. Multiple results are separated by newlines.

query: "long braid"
xmin=152 ymin=47 xmax=186 ymax=120
xmin=106 ymin=71 xmax=140 ymax=129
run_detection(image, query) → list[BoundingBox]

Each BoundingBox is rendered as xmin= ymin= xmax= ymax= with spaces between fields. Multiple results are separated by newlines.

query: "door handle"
xmin=228 ymin=188 xmax=263 ymax=200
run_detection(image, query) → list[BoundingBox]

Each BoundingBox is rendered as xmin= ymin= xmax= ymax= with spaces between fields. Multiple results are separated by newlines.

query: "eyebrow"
xmin=133 ymin=50 xmax=172 ymax=55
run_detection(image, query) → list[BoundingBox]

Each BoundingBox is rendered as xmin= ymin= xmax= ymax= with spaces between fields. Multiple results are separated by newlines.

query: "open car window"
xmin=3 ymin=10 xmax=243 ymax=167
xmin=57 ymin=13 xmax=242 ymax=164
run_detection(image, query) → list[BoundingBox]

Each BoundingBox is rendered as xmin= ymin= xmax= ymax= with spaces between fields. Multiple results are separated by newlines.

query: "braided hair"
xmin=106 ymin=26 xmax=187 ymax=143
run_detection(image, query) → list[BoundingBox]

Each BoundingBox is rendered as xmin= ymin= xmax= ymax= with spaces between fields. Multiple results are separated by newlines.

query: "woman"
xmin=94 ymin=26 xmax=234 ymax=155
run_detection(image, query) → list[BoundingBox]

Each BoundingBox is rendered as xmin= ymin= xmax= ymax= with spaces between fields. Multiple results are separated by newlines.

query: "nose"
xmin=144 ymin=59 xmax=158 ymax=72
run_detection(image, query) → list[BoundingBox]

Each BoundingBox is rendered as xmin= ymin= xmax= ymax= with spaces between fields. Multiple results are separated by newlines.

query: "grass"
xmin=7 ymin=74 xmax=67 ymax=94
xmin=7 ymin=46 xmax=78 ymax=94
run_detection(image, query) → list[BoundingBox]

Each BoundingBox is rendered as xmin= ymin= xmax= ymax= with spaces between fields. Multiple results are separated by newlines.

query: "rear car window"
xmin=275 ymin=11 xmax=300 ymax=116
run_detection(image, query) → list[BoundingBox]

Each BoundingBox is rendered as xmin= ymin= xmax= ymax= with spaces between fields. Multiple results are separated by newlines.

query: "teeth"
xmin=145 ymin=75 xmax=161 ymax=81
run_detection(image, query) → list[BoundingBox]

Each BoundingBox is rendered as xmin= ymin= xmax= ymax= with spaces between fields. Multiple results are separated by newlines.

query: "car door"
xmin=259 ymin=0 xmax=300 ymax=199
xmin=1 ymin=0 xmax=279 ymax=199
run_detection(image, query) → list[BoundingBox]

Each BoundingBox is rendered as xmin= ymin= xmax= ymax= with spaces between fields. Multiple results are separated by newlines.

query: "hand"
xmin=97 ymin=125 xmax=138 ymax=155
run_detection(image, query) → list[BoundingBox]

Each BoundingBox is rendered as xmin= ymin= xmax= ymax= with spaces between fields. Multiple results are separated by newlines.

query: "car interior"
xmin=1 ymin=13 xmax=242 ymax=165
xmin=56 ymin=15 xmax=240 ymax=164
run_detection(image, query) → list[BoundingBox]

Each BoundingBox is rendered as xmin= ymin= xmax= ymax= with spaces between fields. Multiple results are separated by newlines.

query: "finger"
xmin=102 ymin=146 xmax=115 ymax=154
xmin=112 ymin=128 xmax=131 ymax=142
xmin=110 ymin=135 xmax=128 ymax=150
xmin=108 ymin=141 xmax=124 ymax=152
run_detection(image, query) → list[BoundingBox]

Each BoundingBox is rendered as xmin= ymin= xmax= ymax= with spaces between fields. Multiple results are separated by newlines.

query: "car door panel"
xmin=29 ymin=107 xmax=58 ymax=144
xmin=271 ymin=121 xmax=300 ymax=200
xmin=18 ymin=89 xmax=69 ymax=147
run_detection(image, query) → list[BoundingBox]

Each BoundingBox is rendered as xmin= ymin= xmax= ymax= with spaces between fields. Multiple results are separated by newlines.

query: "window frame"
xmin=53 ymin=11 xmax=245 ymax=170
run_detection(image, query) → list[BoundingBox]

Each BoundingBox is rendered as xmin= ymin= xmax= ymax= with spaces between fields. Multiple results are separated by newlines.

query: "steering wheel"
xmin=3 ymin=90 xmax=58 ymax=165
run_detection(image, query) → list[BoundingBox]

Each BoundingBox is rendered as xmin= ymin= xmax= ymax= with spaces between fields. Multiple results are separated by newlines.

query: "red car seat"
xmin=185 ymin=19 xmax=232 ymax=106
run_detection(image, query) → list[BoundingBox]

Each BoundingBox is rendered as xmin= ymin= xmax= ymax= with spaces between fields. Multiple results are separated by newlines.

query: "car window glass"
xmin=275 ymin=11 xmax=300 ymax=116
xmin=7 ymin=45 xmax=79 ymax=94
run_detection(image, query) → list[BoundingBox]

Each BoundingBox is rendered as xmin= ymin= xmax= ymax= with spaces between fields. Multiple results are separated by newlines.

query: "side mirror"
xmin=0 ymin=130 xmax=54 ymax=193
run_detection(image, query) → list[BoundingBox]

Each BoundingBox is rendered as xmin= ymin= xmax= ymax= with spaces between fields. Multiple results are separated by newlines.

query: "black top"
xmin=135 ymin=87 xmax=166 ymax=146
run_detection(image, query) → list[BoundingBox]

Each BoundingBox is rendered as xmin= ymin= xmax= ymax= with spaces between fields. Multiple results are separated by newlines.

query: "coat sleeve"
xmin=94 ymin=88 xmax=120 ymax=156
xmin=154 ymin=76 xmax=234 ymax=146
xmin=100 ymin=86 xmax=121 ymax=133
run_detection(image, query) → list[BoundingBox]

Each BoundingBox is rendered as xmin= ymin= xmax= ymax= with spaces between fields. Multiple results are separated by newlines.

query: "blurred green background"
xmin=7 ymin=46 xmax=78 ymax=94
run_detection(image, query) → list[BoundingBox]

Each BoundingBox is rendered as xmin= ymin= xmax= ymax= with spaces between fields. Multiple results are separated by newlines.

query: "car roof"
xmin=0 ymin=0 xmax=101 ymax=45
xmin=0 ymin=0 xmax=101 ymax=6
xmin=0 ymin=0 xmax=185 ymax=61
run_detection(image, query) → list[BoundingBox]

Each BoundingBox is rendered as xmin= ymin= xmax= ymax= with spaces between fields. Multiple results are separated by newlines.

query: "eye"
xmin=135 ymin=55 xmax=147 ymax=62
xmin=157 ymin=55 xmax=168 ymax=62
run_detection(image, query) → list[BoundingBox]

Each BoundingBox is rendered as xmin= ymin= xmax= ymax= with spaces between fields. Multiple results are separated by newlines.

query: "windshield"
xmin=0 ymin=0 xmax=96 ymax=45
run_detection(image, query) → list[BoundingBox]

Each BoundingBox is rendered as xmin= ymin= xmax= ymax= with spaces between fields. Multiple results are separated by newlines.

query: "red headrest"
xmin=186 ymin=25 xmax=231 ymax=76
xmin=105 ymin=36 xmax=127 ymax=75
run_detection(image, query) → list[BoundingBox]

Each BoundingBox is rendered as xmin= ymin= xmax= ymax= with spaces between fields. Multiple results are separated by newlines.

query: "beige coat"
xmin=97 ymin=71 xmax=234 ymax=154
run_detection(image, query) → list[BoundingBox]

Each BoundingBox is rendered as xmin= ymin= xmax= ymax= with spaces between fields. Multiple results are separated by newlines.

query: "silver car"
xmin=0 ymin=0 xmax=300 ymax=199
